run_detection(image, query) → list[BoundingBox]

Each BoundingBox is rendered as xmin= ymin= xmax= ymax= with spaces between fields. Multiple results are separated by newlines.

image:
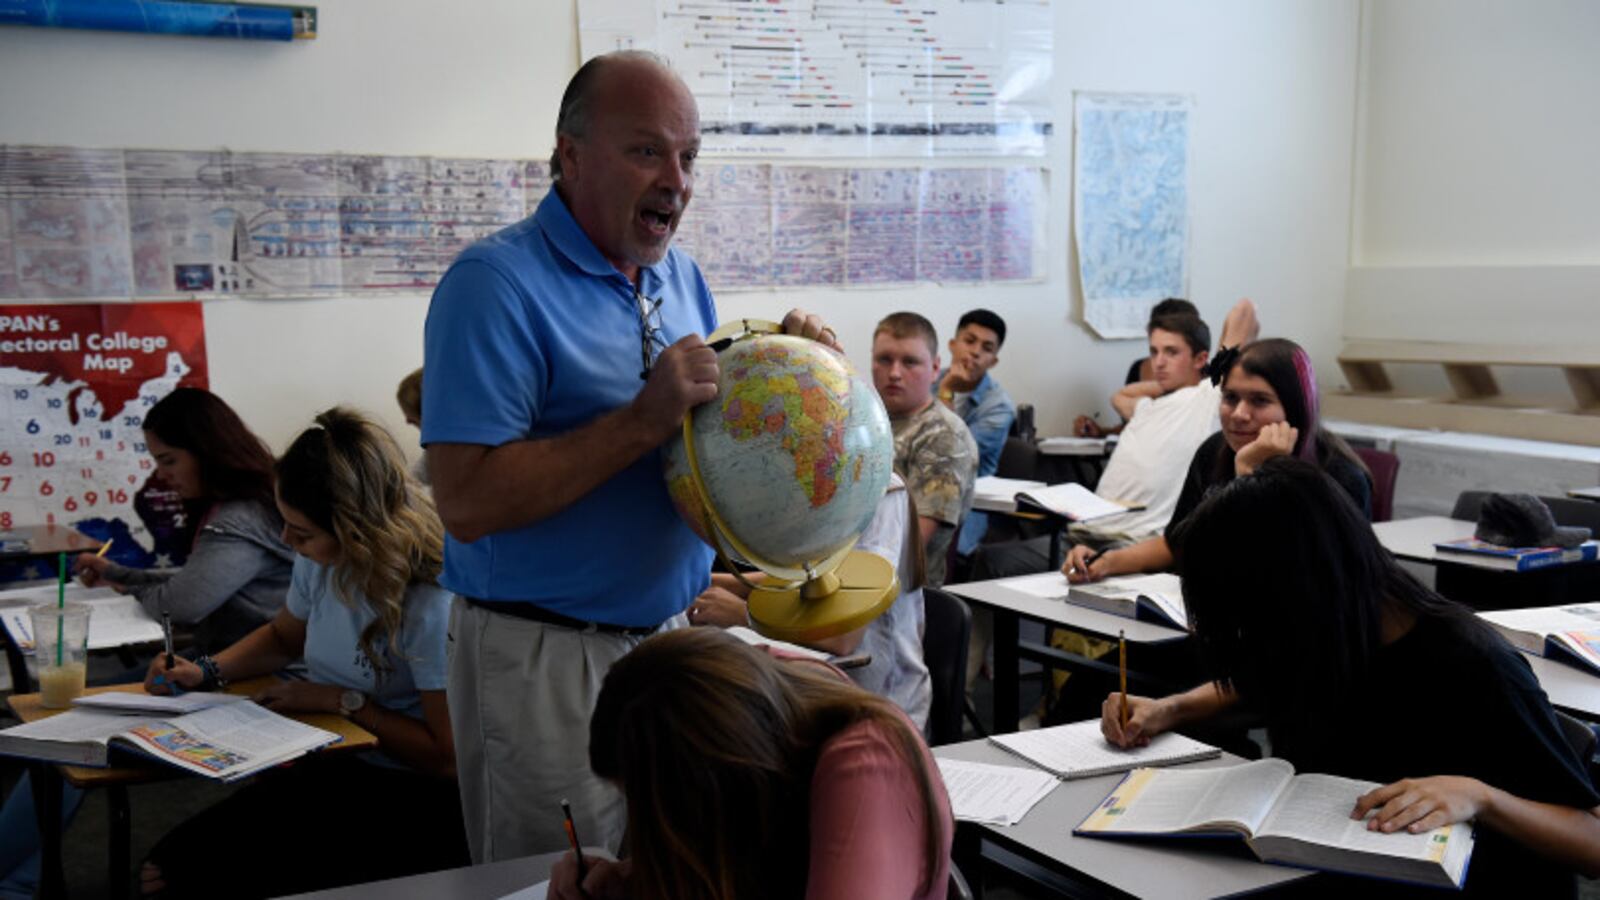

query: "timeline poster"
xmin=0 ymin=301 xmax=206 ymax=580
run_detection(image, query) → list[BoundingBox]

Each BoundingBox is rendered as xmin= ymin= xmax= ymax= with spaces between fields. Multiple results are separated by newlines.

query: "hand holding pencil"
xmin=1102 ymin=691 xmax=1165 ymax=749
xmin=72 ymin=542 xmax=119 ymax=589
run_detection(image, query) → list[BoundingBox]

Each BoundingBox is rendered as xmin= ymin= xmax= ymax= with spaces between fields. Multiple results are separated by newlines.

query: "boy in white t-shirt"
xmin=971 ymin=299 xmax=1258 ymax=578
xmin=964 ymin=300 xmax=1258 ymax=707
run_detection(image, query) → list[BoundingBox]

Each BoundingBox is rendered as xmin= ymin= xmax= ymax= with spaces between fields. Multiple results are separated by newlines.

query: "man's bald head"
xmin=550 ymin=51 xmax=690 ymax=180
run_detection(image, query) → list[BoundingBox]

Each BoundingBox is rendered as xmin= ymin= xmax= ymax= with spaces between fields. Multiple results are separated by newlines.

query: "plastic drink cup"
xmin=30 ymin=601 xmax=90 ymax=708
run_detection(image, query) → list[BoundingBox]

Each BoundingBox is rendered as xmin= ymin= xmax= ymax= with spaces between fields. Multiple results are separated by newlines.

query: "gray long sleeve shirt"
xmin=104 ymin=499 xmax=294 ymax=652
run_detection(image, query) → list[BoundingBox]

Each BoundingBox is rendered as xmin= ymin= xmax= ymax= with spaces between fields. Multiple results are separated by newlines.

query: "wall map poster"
xmin=1074 ymin=93 xmax=1194 ymax=339
xmin=0 ymin=302 xmax=206 ymax=580
xmin=579 ymin=0 xmax=1053 ymax=157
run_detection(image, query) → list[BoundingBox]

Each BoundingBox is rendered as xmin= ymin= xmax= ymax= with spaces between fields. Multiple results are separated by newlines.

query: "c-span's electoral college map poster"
xmin=0 ymin=302 xmax=206 ymax=581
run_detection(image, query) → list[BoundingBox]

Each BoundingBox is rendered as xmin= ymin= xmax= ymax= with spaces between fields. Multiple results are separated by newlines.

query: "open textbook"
xmin=0 ymin=584 xmax=165 ymax=651
xmin=989 ymin=719 xmax=1219 ymax=780
xmin=0 ymin=699 xmax=339 ymax=780
xmin=1480 ymin=604 xmax=1600 ymax=675
xmin=1068 ymin=573 xmax=1186 ymax=629
xmin=972 ymin=476 xmax=1048 ymax=514
xmin=1014 ymin=482 xmax=1140 ymax=522
xmin=1000 ymin=572 xmax=1187 ymax=630
xmin=1075 ymin=759 xmax=1474 ymax=889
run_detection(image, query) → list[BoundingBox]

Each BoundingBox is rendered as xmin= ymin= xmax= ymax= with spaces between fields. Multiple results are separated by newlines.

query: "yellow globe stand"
xmin=682 ymin=319 xmax=899 ymax=644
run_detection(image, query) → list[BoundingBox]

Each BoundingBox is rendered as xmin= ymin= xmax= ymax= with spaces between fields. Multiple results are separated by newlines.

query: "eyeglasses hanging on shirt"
xmin=636 ymin=290 xmax=668 ymax=380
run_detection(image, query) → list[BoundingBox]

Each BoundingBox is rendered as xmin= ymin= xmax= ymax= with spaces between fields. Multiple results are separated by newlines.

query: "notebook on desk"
xmin=988 ymin=719 xmax=1219 ymax=780
xmin=0 ymin=585 xmax=164 ymax=651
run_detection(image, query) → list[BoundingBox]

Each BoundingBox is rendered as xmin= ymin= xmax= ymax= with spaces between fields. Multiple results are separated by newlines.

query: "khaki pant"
xmin=447 ymin=597 xmax=683 ymax=863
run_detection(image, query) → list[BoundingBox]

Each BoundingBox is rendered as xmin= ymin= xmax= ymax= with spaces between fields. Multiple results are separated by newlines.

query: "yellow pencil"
xmin=95 ymin=538 xmax=113 ymax=558
xmin=1118 ymin=629 xmax=1129 ymax=732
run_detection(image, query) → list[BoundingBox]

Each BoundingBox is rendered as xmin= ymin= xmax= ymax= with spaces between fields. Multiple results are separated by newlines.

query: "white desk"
xmin=947 ymin=578 xmax=1188 ymax=733
xmin=1372 ymin=516 xmax=1478 ymax=565
xmin=935 ymin=739 xmax=1309 ymax=899
xmin=1524 ymin=653 xmax=1600 ymax=720
xmin=280 ymin=851 xmax=561 ymax=900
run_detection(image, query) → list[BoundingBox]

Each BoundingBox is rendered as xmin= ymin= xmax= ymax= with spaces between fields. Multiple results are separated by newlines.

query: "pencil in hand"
xmin=562 ymin=799 xmax=591 ymax=898
xmin=95 ymin=538 xmax=113 ymax=558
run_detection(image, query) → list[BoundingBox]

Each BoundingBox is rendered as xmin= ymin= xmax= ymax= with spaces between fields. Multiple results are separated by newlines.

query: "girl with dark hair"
xmin=135 ymin=408 xmax=467 ymax=898
xmin=1105 ymin=457 xmax=1600 ymax=898
xmin=75 ymin=387 xmax=293 ymax=651
xmin=1064 ymin=337 xmax=1370 ymax=583
xmin=549 ymin=627 xmax=952 ymax=900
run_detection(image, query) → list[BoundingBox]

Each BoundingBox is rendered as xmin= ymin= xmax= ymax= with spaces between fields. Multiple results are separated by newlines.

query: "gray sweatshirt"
xmin=104 ymin=499 xmax=295 ymax=653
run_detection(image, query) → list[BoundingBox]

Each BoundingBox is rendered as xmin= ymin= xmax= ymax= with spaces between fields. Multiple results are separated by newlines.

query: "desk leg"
xmin=993 ymin=610 xmax=1021 ymax=734
xmin=953 ymin=822 xmax=985 ymax=900
xmin=109 ymin=784 xmax=131 ymax=900
xmin=2 ymin=628 xmax=31 ymax=699
xmin=29 ymin=762 xmax=66 ymax=900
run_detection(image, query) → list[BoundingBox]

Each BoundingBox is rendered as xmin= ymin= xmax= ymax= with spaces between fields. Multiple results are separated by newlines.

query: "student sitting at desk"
xmin=1104 ymin=458 xmax=1600 ymax=898
xmin=1073 ymin=297 xmax=1199 ymax=439
xmin=138 ymin=409 xmax=467 ymax=898
xmin=75 ymin=387 xmax=294 ymax=652
xmin=688 ymin=475 xmax=933 ymax=734
xmin=1064 ymin=337 xmax=1370 ymax=583
xmin=550 ymin=627 xmax=952 ymax=900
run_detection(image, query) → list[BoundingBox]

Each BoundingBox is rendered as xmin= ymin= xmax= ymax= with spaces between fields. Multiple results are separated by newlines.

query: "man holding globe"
xmin=421 ymin=50 xmax=836 ymax=862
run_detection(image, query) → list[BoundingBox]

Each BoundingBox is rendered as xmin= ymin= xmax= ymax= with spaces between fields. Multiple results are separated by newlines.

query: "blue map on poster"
xmin=1074 ymin=94 xmax=1193 ymax=338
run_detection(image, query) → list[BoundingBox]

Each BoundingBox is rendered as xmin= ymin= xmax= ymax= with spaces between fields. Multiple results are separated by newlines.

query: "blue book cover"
xmin=1433 ymin=538 xmax=1599 ymax=571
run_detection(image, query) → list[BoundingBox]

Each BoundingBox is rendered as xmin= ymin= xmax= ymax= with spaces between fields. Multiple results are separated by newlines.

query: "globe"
xmin=663 ymin=329 xmax=894 ymax=586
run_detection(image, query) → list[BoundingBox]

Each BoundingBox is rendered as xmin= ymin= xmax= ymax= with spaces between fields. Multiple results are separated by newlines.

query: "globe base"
xmin=747 ymin=551 xmax=898 ymax=644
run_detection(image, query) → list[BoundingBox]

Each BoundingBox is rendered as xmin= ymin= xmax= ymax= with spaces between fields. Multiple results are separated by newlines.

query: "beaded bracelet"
xmin=195 ymin=654 xmax=228 ymax=691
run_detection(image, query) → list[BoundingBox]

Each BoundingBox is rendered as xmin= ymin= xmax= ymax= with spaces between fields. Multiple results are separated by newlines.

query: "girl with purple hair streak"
xmin=1063 ymin=338 xmax=1371 ymax=584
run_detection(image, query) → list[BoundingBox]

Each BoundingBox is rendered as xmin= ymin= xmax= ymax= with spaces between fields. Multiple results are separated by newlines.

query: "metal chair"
xmin=921 ymin=587 xmax=972 ymax=746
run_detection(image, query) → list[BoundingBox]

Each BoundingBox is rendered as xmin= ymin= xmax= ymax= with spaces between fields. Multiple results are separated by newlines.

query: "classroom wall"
xmin=1346 ymin=0 xmax=1600 ymax=349
xmin=0 ymin=0 xmax=1360 ymax=451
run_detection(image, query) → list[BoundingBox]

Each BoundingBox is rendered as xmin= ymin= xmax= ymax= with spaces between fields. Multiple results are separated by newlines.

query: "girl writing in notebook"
xmin=138 ymin=409 xmax=467 ymax=898
xmin=75 ymin=387 xmax=295 ymax=651
xmin=549 ymin=627 xmax=952 ymax=900
xmin=1104 ymin=457 xmax=1600 ymax=898
xmin=1063 ymin=337 xmax=1370 ymax=583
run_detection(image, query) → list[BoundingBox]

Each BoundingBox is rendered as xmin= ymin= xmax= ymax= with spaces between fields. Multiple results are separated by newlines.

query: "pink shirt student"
xmin=806 ymin=715 xmax=954 ymax=899
xmin=551 ymin=632 xmax=953 ymax=900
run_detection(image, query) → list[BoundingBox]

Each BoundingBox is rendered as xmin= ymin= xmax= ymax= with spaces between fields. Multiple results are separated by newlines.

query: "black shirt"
xmin=1274 ymin=615 xmax=1599 ymax=898
xmin=1164 ymin=431 xmax=1373 ymax=542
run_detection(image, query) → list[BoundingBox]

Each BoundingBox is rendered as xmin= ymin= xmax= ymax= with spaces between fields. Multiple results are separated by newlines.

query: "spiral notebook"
xmin=988 ymin=720 xmax=1220 ymax=780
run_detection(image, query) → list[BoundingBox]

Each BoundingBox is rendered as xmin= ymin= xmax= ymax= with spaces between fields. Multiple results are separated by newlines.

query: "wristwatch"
xmin=338 ymin=689 xmax=368 ymax=719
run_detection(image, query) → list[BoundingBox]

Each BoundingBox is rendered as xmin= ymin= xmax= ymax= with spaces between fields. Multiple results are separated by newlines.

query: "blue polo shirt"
xmin=421 ymin=189 xmax=718 ymax=626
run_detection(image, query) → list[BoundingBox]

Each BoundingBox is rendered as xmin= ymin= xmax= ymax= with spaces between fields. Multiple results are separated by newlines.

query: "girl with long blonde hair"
xmin=137 ymin=408 xmax=468 ymax=898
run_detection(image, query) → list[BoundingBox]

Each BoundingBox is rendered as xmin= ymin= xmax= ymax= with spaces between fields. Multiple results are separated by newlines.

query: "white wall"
xmin=0 ymin=0 xmax=1360 ymax=449
xmin=1346 ymin=0 xmax=1600 ymax=351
